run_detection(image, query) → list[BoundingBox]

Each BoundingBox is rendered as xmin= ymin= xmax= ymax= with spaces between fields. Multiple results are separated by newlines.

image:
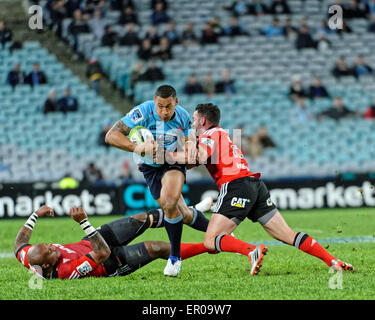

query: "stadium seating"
xmin=0 ymin=41 xmax=146 ymax=183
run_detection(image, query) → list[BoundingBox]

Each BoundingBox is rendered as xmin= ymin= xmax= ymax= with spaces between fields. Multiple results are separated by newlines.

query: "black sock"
xmin=164 ymin=215 xmax=183 ymax=259
xmin=188 ymin=208 xmax=209 ymax=232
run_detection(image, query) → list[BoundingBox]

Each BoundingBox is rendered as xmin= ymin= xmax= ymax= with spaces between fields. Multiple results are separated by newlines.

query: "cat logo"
xmin=231 ymin=197 xmax=250 ymax=208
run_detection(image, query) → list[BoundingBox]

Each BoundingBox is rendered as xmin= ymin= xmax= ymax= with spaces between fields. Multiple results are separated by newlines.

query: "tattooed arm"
xmin=70 ymin=207 xmax=110 ymax=265
xmin=14 ymin=205 xmax=54 ymax=256
xmin=104 ymin=120 xmax=136 ymax=152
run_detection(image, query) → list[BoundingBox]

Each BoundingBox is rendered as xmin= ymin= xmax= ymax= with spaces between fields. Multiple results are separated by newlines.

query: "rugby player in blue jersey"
xmin=105 ymin=85 xmax=211 ymax=277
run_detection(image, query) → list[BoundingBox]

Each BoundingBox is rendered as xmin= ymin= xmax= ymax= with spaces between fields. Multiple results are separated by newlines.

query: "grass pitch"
xmin=0 ymin=208 xmax=374 ymax=300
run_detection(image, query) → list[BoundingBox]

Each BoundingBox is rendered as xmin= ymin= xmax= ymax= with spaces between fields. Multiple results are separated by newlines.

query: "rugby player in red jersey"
xmin=169 ymin=103 xmax=354 ymax=276
xmin=14 ymin=205 xmax=215 ymax=280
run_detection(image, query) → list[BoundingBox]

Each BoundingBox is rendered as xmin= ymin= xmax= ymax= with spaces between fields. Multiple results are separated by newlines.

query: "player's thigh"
xmin=262 ymin=210 xmax=297 ymax=245
xmin=160 ymin=169 xmax=185 ymax=206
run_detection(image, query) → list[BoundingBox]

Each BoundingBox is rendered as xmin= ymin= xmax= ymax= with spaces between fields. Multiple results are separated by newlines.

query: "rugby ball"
xmin=129 ymin=126 xmax=154 ymax=145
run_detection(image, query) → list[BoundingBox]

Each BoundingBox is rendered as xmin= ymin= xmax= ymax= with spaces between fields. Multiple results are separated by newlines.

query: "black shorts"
xmin=212 ymin=176 xmax=278 ymax=226
xmin=83 ymin=222 xmax=152 ymax=277
xmin=139 ymin=163 xmax=186 ymax=200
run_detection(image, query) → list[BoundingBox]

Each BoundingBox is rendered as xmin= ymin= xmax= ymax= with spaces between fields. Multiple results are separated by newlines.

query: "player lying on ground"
xmin=105 ymin=85 xmax=208 ymax=277
xmin=167 ymin=103 xmax=354 ymax=276
xmin=14 ymin=204 xmax=216 ymax=280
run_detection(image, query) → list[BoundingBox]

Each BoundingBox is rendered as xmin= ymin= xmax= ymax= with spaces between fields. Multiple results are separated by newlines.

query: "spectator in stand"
xmin=308 ymin=77 xmax=329 ymax=99
xmin=223 ymin=16 xmax=248 ymax=37
xmin=216 ymin=68 xmax=236 ymax=94
xmin=0 ymin=20 xmax=12 ymax=48
xmin=163 ymin=21 xmax=180 ymax=45
xmin=43 ymin=89 xmax=58 ymax=114
xmin=201 ymin=22 xmax=218 ymax=44
xmin=25 ymin=62 xmax=47 ymax=87
xmin=283 ymin=18 xmax=298 ymax=39
xmin=98 ymin=119 xmax=111 ymax=148
xmin=318 ymin=97 xmax=355 ymax=121
xmin=181 ymin=22 xmax=197 ymax=46
xmin=154 ymin=36 xmax=172 ymax=60
xmin=151 ymin=0 xmax=168 ymax=10
xmin=119 ymin=22 xmax=141 ymax=46
xmin=293 ymin=98 xmax=313 ymax=125
xmin=150 ymin=1 xmax=170 ymax=25
xmin=248 ymin=0 xmax=268 ymax=16
xmin=65 ymin=0 xmax=81 ymax=18
xmin=269 ymin=0 xmax=291 ymax=14
xmin=89 ymin=9 xmax=108 ymax=40
xmin=183 ymin=74 xmax=204 ymax=95
xmin=332 ymin=57 xmax=355 ymax=78
xmin=68 ymin=9 xmax=91 ymax=52
xmin=7 ymin=63 xmax=26 ymax=89
xmin=364 ymin=97 xmax=375 ymax=121
xmin=296 ymin=25 xmax=317 ymax=50
xmin=137 ymin=38 xmax=153 ymax=61
xmin=202 ymin=72 xmax=216 ymax=97
xmin=101 ymin=24 xmax=117 ymax=47
xmin=257 ymin=125 xmax=276 ymax=148
xmin=224 ymin=0 xmax=249 ymax=17
xmin=343 ymin=0 xmax=366 ymax=19
xmin=316 ymin=32 xmax=332 ymax=51
xmin=82 ymin=162 xmax=105 ymax=186
xmin=317 ymin=20 xmax=333 ymax=37
xmin=47 ymin=0 xmax=66 ymax=38
xmin=352 ymin=55 xmax=373 ymax=79
xmin=262 ymin=18 xmax=284 ymax=37
xmin=57 ymin=86 xmax=79 ymax=113
xmin=247 ymin=134 xmax=263 ymax=159
xmin=144 ymin=25 xmax=160 ymax=46
xmin=86 ymin=56 xmax=104 ymax=95
xmin=210 ymin=16 xmax=224 ymax=37
xmin=138 ymin=60 xmax=165 ymax=82
xmin=119 ymin=161 xmax=133 ymax=184
xmin=129 ymin=61 xmax=144 ymax=91
xmin=118 ymin=5 xmax=138 ymax=25
xmin=289 ymin=75 xmax=306 ymax=101
xmin=365 ymin=0 xmax=375 ymax=18
xmin=80 ymin=0 xmax=96 ymax=19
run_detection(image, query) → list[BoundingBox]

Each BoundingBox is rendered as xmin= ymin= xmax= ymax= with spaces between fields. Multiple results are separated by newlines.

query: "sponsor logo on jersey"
xmin=231 ymin=197 xmax=250 ymax=208
xmin=129 ymin=108 xmax=144 ymax=124
xmin=76 ymin=261 xmax=93 ymax=276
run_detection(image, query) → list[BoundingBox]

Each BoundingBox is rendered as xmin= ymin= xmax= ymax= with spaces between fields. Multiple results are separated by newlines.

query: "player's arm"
xmin=70 ymin=207 xmax=110 ymax=265
xmin=105 ymin=120 xmax=137 ymax=152
xmin=14 ymin=205 xmax=54 ymax=256
xmin=105 ymin=120 xmax=155 ymax=157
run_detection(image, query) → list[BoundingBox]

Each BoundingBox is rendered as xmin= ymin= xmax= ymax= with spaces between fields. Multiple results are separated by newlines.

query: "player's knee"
xmin=131 ymin=212 xmax=148 ymax=223
xmin=160 ymin=196 xmax=179 ymax=215
xmin=145 ymin=241 xmax=169 ymax=259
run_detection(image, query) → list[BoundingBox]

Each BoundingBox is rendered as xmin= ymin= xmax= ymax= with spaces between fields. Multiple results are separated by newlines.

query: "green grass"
xmin=0 ymin=208 xmax=374 ymax=300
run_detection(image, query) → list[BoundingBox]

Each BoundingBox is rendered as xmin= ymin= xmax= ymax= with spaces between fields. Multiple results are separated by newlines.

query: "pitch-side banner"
xmin=0 ymin=179 xmax=374 ymax=218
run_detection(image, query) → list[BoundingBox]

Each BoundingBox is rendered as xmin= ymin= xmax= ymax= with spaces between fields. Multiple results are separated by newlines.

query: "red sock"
xmin=180 ymin=243 xmax=210 ymax=260
xmin=296 ymin=233 xmax=336 ymax=267
xmin=218 ymin=235 xmax=256 ymax=256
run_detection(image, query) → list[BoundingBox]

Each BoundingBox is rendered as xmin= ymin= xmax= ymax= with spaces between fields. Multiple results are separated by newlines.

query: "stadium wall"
xmin=0 ymin=178 xmax=374 ymax=218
